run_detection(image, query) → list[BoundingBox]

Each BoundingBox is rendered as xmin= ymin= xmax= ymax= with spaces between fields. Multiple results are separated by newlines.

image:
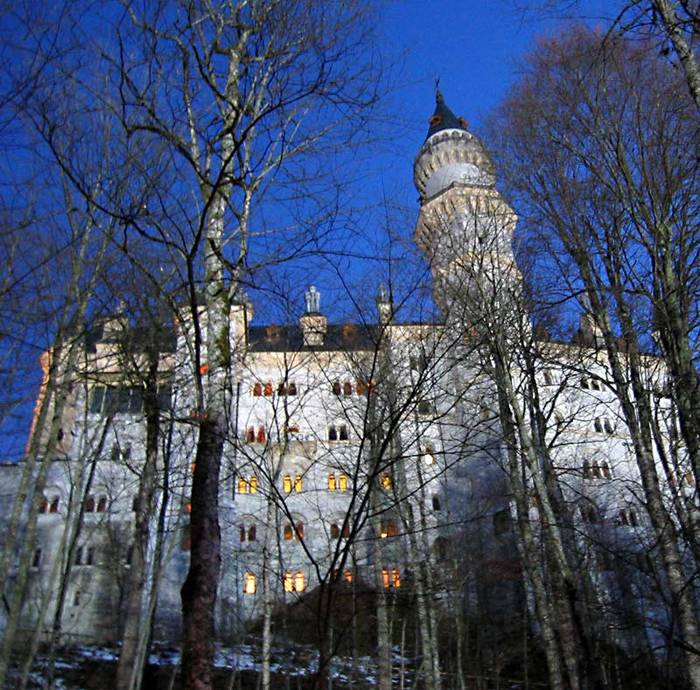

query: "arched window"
xmin=381 ymin=473 xmax=392 ymax=490
xmin=356 ymin=380 xmax=367 ymax=396
xmin=342 ymin=523 xmax=350 ymax=539
xmin=392 ymin=568 xmax=401 ymax=588
xmin=249 ymin=476 xmax=258 ymax=493
xmin=339 ymin=425 xmax=348 ymax=441
xmin=97 ymin=496 xmax=107 ymax=513
xmin=581 ymin=378 xmax=589 ymax=389
xmin=338 ymin=474 xmax=348 ymax=491
xmin=382 ymin=568 xmax=390 ymax=588
xmin=601 ymin=462 xmax=611 ymax=479
xmin=85 ymin=496 xmax=95 ymax=512
xmin=253 ymin=383 xmax=262 ymax=397
xmin=294 ymin=571 xmax=305 ymax=592
xmin=432 ymin=495 xmax=441 ymax=511
xmin=594 ymin=418 xmax=603 ymax=433
xmin=629 ymin=509 xmax=638 ymax=527
xmin=244 ymin=572 xmax=256 ymax=594
xmin=328 ymin=474 xmax=336 ymax=491
xmin=248 ymin=525 xmax=256 ymax=541
xmin=283 ymin=571 xmax=294 ymax=592
xmin=237 ymin=477 xmax=249 ymax=494
xmin=288 ymin=383 xmax=297 ymax=396
xmin=50 ymin=496 xmax=60 ymax=513
xmin=256 ymin=426 xmax=266 ymax=443
xmin=423 ymin=446 xmax=435 ymax=465
xmin=296 ymin=522 xmax=304 ymax=540
xmin=294 ymin=475 xmax=303 ymax=492
xmin=278 ymin=382 xmax=287 ymax=396
xmin=328 ymin=426 xmax=337 ymax=441
xmin=264 ymin=382 xmax=273 ymax=396
xmin=283 ymin=475 xmax=292 ymax=493
xmin=332 ymin=381 xmax=341 ymax=396
xmin=38 ymin=497 xmax=48 ymax=514
xmin=343 ymin=381 xmax=352 ymax=397
xmin=330 ymin=523 xmax=340 ymax=539
xmin=283 ymin=524 xmax=294 ymax=540
xmin=246 ymin=427 xmax=255 ymax=443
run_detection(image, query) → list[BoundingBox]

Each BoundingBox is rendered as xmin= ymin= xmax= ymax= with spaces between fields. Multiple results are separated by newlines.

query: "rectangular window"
xmin=338 ymin=474 xmax=348 ymax=491
xmin=244 ymin=572 xmax=256 ymax=594
xmin=89 ymin=386 xmax=105 ymax=414
xmin=32 ymin=549 xmax=42 ymax=568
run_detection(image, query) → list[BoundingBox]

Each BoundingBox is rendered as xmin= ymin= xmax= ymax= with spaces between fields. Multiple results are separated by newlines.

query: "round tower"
xmin=413 ymin=91 xmax=519 ymax=317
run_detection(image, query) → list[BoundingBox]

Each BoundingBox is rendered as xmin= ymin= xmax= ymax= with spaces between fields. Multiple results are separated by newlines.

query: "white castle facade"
xmin=1 ymin=93 xmax=678 ymax=654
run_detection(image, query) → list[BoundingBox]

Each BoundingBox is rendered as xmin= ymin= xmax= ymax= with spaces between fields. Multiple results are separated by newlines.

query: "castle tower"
xmin=413 ymin=90 xmax=519 ymax=318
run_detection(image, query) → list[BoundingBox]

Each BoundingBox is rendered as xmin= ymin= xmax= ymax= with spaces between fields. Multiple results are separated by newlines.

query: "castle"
xmin=1 ymin=93 xmax=672 ymax=667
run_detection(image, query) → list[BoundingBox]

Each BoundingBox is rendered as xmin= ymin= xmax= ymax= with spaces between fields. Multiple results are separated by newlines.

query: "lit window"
xmin=256 ymin=426 xmax=266 ymax=443
xmin=343 ymin=569 xmax=353 ymax=583
xmin=238 ymin=478 xmax=249 ymax=494
xmin=296 ymin=522 xmax=304 ymax=540
xmin=392 ymin=569 xmax=401 ymax=588
xmin=382 ymin=568 xmax=390 ymax=588
xmin=244 ymin=572 xmax=257 ymax=594
xmin=380 ymin=519 xmax=397 ymax=538
xmin=249 ymin=476 xmax=258 ymax=493
xmin=283 ymin=571 xmax=294 ymax=592
xmin=356 ymin=380 xmax=367 ymax=396
xmin=283 ymin=475 xmax=292 ymax=493
xmin=328 ymin=474 xmax=336 ymax=491
xmin=338 ymin=474 xmax=348 ymax=491
xmin=284 ymin=524 xmax=294 ymax=540
xmin=264 ymin=382 xmax=273 ymax=396
xmin=253 ymin=383 xmax=262 ymax=396
xmin=246 ymin=427 xmax=255 ymax=443
xmin=294 ymin=475 xmax=303 ymax=492
xmin=294 ymin=571 xmax=306 ymax=592
xmin=423 ymin=446 xmax=434 ymax=465
xmin=381 ymin=473 xmax=392 ymax=490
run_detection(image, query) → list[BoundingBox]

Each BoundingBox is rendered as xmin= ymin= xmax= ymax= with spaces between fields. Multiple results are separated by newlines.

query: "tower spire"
xmin=426 ymin=87 xmax=469 ymax=139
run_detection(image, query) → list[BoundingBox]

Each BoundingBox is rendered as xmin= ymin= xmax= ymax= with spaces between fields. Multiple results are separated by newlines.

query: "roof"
xmin=248 ymin=323 xmax=380 ymax=352
xmin=426 ymin=90 xmax=469 ymax=139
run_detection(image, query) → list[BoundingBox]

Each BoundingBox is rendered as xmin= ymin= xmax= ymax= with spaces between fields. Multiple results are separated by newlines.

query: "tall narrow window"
xmin=432 ymin=495 xmax=441 ymax=511
xmin=356 ymin=380 xmax=367 ymax=396
xmin=249 ymin=476 xmax=258 ymax=493
xmin=283 ymin=475 xmax=292 ymax=493
xmin=382 ymin=568 xmax=390 ymax=588
xmin=97 ymin=496 xmax=107 ymax=513
xmin=294 ymin=475 xmax=303 ymax=492
xmin=296 ymin=522 xmax=304 ymax=540
xmin=342 ymin=524 xmax=351 ymax=539
xmin=246 ymin=427 xmax=255 ymax=443
xmin=339 ymin=425 xmax=348 ymax=441
xmin=392 ymin=568 xmax=401 ymax=588
xmin=278 ymin=382 xmax=287 ymax=396
xmin=253 ymin=382 xmax=262 ymax=397
xmin=294 ymin=571 xmax=305 ymax=592
xmin=240 ymin=526 xmax=246 ymax=542
xmin=283 ymin=524 xmax=294 ymax=541
xmin=244 ymin=572 xmax=257 ymax=594
xmin=283 ymin=571 xmax=294 ymax=592
xmin=601 ymin=462 xmax=611 ymax=479
xmin=86 ymin=547 xmax=95 ymax=566
xmin=594 ymin=418 xmax=603 ymax=433
xmin=338 ymin=474 xmax=348 ymax=491
xmin=75 ymin=547 xmax=83 ymax=566
xmin=343 ymin=381 xmax=353 ymax=397
xmin=38 ymin=498 xmax=48 ymax=514
xmin=328 ymin=474 xmax=336 ymax=491
xmin=248 ymin=525 xmax=256 ymax=541
xmin=330 ymin=523 xmax=340 ymax=539
xmin=264 ymin=382 xmax=273 ymax=396
xmin=288 ymin=383 xmax=297 ymax=396
xmin=85 ymin=496 xmax=95 ymax=512
xmin=256 ymin=426 xmax=266 ymax=443
xmin=32 ymin=549 xmax=42 ymax=568
xmin=423 ymin=446 xmax=435 ymax=465
xmin=50 ymin=496 xmax=59 ymax=513
xmin=581 ymin=378 xmax=589 ymax=389
xmin=328 ymin=426 xmax=337 ymax=441
xmin=332 ymin=381 xmax=341 ymax=396
xmin=238 ymin=478 xmax=249 ymax=494
xmin=604 ymin=419 xmax=614 ymax=434
xmin=381 ymin=473 xmax=392 ymax=490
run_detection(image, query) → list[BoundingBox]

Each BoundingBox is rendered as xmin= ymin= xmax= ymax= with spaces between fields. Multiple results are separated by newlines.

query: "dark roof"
xmin=426 ymin=90 xmax=469 ymax=139
xmin=249 ymin=323 xmax=379 ymax=353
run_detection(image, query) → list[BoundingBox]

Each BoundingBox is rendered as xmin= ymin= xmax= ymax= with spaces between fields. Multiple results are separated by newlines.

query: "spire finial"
xmin=435 ymin=77 xmax=442 ymax=103
xmin=304 ymin=285 xmax=320 ymax=314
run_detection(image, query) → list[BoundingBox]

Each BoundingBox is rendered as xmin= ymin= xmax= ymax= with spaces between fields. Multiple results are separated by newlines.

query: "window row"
xmin=581 ymin=377 xmax=602 ymax=391
xmin=245 ymin=426 xmax=268 ymax=444
xmin=283 ymin=522 xmax=304 ymax=540
xmin=90 ymin=384 xmax=171 ymax=415
xmin=580 ymin=504 xmax=642 ymax=528
xmin=242 ymin=571 xmax=307 ymax=594
xmin=593 ymin=417 xmax=615 ymax=435
xmin=84 ymin=495 xmax=108 ymax=513
xmin=252 ymin=381 xmax=298 ymax=397
xmin=332 ymin=380 xmax=371 ymax=397
xmin=328 ymin=473 xmax=349 ymax=492
xmin=582 ymin=461 xmax=611 ymax=479
xmin=240 ymin=520 xmax=353 ymax=542
xmin=382 ymin=568 xmax=401 ymax=589
xmin=328 ymin=425 xmax=350 ymax=441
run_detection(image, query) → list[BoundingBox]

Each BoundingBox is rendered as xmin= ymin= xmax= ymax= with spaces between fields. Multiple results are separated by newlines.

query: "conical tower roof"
xmin=426 ymin=89 xmax=469 ymax=139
